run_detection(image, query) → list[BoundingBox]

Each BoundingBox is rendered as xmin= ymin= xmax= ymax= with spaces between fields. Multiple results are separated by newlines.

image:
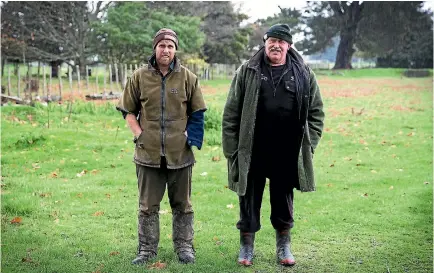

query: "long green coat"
xmin=222 ymin=48 xmax=325 ymax=196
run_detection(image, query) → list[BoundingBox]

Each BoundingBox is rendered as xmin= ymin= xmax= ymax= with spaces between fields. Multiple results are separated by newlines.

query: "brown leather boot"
xmin=276 ymin=229 xmax=295 ymax=266
xmin=173 ymin=211 xmax=195 ymax=264
xmin=238 ymin=232 xmax=255 ymax=266
xmin=131 ymin=213 xmax=159 ymax=265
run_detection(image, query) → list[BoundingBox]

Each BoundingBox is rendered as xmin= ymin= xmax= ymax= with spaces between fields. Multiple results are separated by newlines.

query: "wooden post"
xmin=123 ymin=64 xmax=128 ymax=89
xmin=68 ymin=67 xmax=73 ymax=98
xmin=17 ymin=68 xmax=20 ymax=98
xmin=86 ymin=65 xmax=89 ymax=93
xmin=108 ymin=64 xmax=112 ymax=92
xmin=114 ymin=63 xmax=119 ymax=91
xmin=48 ymin=67 xmax=52 ymax=101
xmin=58 ymin=65 xmax=63 ymax=101
xmin=103 ymin=66 xmax=107 ymax=97
xmin=7 ymin=67 xmax=11 ymax=96
xmin=42 ymin=66 xmax=46 ymax=98
xmin=134 ymin=64 xmax=138 ymax=70
xmin=76 ymin=65 xmax=81 ymax=94
xmin=95 ymin=68 xmax=99 ymax=95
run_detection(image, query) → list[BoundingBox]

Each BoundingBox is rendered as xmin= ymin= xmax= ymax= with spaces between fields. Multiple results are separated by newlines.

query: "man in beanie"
xmin=222 ymin=24 xmax=325 ymax=266
xmin=117 ymin=28 xmax=207 ymax=265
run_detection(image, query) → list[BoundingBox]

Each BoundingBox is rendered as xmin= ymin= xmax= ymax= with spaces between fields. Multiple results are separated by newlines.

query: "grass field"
xmin=1 ymin=69 xmax=433 ymax=272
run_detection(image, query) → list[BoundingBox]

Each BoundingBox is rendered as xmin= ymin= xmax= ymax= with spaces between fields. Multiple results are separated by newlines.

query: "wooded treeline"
xmin=1 ymin=1 xmax=432 ymax=75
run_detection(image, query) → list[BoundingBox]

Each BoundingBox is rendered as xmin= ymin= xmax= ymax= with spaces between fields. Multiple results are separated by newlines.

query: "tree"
xmin=297 ymin=1 xmax=433 ymax=69
xmin=145 ymin=1 xmax=251 ymax=64
xmin=1 ymin=1 xmax=108 ymax=76
xmin=92 ymin=2 xmax=204 ymax=65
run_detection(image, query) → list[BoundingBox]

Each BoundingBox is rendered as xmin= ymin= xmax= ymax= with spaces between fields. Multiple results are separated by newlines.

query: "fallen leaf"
xmin=50 ymin=171 xmax=58 ymax=178
xmin=105 ymin=193 xmax=111 ymax=199
xmin=21 ymin=257 xmax=32 ymax=263
xmin=226 ymin=204 xmax=234 ymax=209
xmin=10 ymin=216 xmax=22 ymax=224
xmin=91 ymin=169 xmax=99 ymax=175
xmin=424 ymin=182 xmax=430 ymax=185
xmin=159 ymin=209 xmax=169 ymax=215
xmin=330 ymin=164 xmax=335 ymax=167
xmin=77 ymin=193 xmax=83 ymax=198
xmin=109 ymin=251 xmax=120 ymax=256
xmin=92 ymin=211 xmax=104 ymax=216
xmin=407 ymin=132 xmax=415 ymax=136
xmin=212 ymin=156 xmax=220 ymax=162
xmin=32 ymin=163 xmax=40 ymax=169
xmin=76 ymin=170 xmax=88 ymax=177
xmin=200 ymin=172 xmax=208 ymax=176
xmin=389 ymin=186 xmax=394 ymax=190
xmin=39 ymin=192 xmax=52 ymax=198
xmin=397 ymin=169 xmax=403 ymax=172
xmin=371 ymin=170 xmax=377 ymax=173
xmin=148 ymin=261 xmax=166 ymax=269
xmin=110 ymin=164 xmax=116 ymax=168
xmin=327 ymin=183 xmax=333 ymax=187
xmin=362 ymin=193 xmax=368 ymax=197
xmin=54 ymin=218 xmax=60 ymax=224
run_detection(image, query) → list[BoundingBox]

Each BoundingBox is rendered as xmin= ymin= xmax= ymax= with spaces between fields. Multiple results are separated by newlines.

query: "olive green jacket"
xmin=117 ymin=55 xmax=206 ymax=169
xmin=222 ymin=48 xmax=325 ymax=196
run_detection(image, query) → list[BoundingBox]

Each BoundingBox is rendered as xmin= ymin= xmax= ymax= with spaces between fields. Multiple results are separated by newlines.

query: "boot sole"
xmin=279 ymin=259 xmax=296 ymax=266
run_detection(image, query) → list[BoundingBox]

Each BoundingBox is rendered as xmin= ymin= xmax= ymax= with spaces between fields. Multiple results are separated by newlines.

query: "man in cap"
xmin=222 ymin=24 xmax=325 ymax=266
xmin=117 ymin=28 xmax=207 ymax=265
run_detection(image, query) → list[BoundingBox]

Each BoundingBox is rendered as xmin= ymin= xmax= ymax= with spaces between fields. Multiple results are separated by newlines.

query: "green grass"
xmin=1 ymin=73 xmax=432 ymax=273
xmin=314 ymin=68 xmax=433 ymax=78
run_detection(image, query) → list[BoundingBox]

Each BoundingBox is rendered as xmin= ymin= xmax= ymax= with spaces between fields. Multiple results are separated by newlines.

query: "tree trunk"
xmin=329 ymin=1 xmax=364 ymax=69
xmin=334 ymin=31 xmax=356 ymax=69
xmin=50 ymin=60 xmax=62 ymax=78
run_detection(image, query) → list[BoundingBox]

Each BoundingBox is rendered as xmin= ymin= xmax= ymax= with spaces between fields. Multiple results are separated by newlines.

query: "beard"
xmin=157 ymin=55 xmax=172 ymax=66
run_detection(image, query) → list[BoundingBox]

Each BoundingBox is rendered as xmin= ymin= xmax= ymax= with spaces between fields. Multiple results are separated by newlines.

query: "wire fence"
xmin=1 ymin=60 xmax=376 ymax=102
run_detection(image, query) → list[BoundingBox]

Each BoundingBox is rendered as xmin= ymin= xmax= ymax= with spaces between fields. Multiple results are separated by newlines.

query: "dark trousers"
xmin=237 ymin=169 xmax=295 ymax=233
xmin=136 ymin=158 xmax=193 ymax=215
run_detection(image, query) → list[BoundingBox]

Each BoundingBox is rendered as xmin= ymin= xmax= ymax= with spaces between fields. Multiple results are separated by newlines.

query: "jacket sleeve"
xmin=307 ymin=68 xmax=325 ymax=151
xmin=116 ymin=72 xmax=141 ymax=119
xmin=222 ymin=66 xmax=244 ymax=158
xmin=186 ymin=77 xmax=207 ymax=149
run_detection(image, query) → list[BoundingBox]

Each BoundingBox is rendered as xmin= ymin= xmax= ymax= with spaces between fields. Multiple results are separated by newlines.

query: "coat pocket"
xmin=227 ymin=151 xmax=239 ymax=183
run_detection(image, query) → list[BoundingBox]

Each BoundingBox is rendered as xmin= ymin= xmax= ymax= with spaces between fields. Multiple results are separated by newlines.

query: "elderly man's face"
xmin=265 ymin=37 xmax=290 ymax=65
xmin=155 ymin=40 xmax=176 ymax=67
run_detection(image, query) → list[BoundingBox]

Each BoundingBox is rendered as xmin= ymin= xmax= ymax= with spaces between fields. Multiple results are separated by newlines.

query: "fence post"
xmin=42 ymin=66 xmax=46 ymax=98
xmin=108 ymin=64 xmax=112 ymax=93
xmin=114 ymin=63 xmax=119 ymax=91
xmin=48 ymin=67 xmax=52 ymax=101
xmin=68 ymin=67 xmax=73 ymax=98
xmin=76 ymin=65 xmax=81 ymax=94
xmin=58 ymin=65 xmax=63 ymax=101
xmin=86 ymin=65 xmax=89 ymax=93
xmin=96 ymin=67 xmax=99 ymax=95
xmin=7 ymin=67 xmax=11 ymax=96
xmin=103 ymin=65 xmax=107 ymax=97
xmin=134 ymin=64 xmax=138 ymax=70
xmin=17 ymin=68 xmax=20 ymax=98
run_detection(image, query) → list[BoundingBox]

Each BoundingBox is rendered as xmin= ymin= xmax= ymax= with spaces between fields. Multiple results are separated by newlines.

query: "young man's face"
xmin=155 ymin=40 xmax=176 ymax=67
xmin=265 ymin=37 xmax=290 ymax=65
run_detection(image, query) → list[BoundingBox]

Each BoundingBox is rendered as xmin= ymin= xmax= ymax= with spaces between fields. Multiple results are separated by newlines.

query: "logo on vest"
xmin=170 ymin=88 xmax=178 ymax=94
xmin=290 ymin=76 xmax=295 ymax=81
xmin=260 ymin=74 xmax=268 ymax=81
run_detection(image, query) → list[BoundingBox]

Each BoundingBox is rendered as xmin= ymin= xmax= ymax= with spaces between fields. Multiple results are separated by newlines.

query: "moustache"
xmin=269 ymin=47 xmax=282 ymax=52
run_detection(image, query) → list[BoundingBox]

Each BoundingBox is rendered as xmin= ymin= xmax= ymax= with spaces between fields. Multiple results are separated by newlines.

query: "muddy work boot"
xmin=132 ymin=213 xmax=159 ymax=265
xmin=238 ymin=232 xmax=255 ymax=266
xmin=276 ymin=229 xmax=295 ymax=266
xmin=173 ymin=211 xmax=195 ymax=264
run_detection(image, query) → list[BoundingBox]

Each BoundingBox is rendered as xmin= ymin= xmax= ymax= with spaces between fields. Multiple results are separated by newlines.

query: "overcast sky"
xmin=232 ymin=0 xmax=308 ymax=23
xmin=233 ymin=0 xmax=434 ymax=23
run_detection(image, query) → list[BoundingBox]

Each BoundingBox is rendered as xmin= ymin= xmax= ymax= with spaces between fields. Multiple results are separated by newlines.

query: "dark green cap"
xmin=263 ymin=24 xmax=293 ymax=45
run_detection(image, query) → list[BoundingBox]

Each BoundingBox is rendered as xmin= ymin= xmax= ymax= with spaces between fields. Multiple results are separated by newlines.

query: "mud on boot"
xmin=238 ymin=232 xmax=255 ymax=266
xmin=173 ymin=211 xmax=195 ymax=264
xmin=132 ymin=213 xmax=159 ymax=265
xmin=276 ymin=229 xmax=295 ymax=266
